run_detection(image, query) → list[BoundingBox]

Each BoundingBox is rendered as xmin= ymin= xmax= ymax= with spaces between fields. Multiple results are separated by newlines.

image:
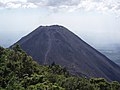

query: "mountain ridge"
xmin=11 ymin=25 xmax=120 ymax=82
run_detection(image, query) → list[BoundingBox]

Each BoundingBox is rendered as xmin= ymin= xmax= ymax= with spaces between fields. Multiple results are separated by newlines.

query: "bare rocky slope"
xmin=12 ymin=25 xmax=120 ymax=82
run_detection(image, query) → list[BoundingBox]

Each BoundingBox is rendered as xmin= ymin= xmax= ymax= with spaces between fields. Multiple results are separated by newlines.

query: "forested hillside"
xmin=0 ymin=45 xmax=120 ymax=90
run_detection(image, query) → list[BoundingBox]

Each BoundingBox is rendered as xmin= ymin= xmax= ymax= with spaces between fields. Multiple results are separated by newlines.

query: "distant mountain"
xmin=12 ymin=25 xmax=120 ymax=82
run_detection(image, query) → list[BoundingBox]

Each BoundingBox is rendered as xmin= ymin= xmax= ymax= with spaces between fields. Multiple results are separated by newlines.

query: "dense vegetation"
xmin=0 ymin=45 xmax=120 ymax=90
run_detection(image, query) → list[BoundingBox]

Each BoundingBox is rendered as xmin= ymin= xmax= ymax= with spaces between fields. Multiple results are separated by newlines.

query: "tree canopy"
xmin=0 ymin=45 xmax=120 ymax=90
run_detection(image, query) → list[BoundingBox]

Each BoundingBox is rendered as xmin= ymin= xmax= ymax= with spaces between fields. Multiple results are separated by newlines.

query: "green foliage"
xmin=0 ymin=45 xmax=120 ymax=90
xmin=12 ymin=44 xmax=24 ymax=53
xmin=111 ymin=81 xmax=120 ymax=90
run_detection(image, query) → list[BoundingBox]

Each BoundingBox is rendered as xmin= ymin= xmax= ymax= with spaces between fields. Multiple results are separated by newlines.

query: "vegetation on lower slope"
xmin=0 ymin=45 xmax=120 ymax=90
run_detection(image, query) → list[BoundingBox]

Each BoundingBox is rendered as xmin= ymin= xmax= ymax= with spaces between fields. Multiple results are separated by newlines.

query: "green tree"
xmin=0 ymin=46 xmax=120 ymax=90
xmin=12 ymin=44 xmax=23 ymax=52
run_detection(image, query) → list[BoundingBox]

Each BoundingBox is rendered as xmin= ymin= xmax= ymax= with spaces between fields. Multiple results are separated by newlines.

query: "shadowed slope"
xmin=12 ymin=25 xmax=120 ymax=82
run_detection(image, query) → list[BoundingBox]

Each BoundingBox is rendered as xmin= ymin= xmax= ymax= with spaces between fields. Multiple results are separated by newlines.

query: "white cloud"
xmin=0 ymin=0 xmax=26 ymax=3
xmin=0 ymin=0 xmax=120 ymax=16
xmin=0 ymin=0 xmax=38 ymax=8
xmin=0 ymin=2 xmax=5 ymax=7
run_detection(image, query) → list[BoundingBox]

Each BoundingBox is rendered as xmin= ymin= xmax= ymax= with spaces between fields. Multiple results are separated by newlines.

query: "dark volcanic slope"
xmin=13 ymin=25 xmax=120 ymax=82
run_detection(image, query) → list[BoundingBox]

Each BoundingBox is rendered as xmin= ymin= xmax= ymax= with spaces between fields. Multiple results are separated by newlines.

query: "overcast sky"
xmin=0 ymin=0 xmax=120 ymax=49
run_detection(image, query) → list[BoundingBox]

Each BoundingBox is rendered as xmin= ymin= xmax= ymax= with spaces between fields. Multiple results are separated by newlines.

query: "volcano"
xmin=12 ymin=25 xmax=120 ymax=82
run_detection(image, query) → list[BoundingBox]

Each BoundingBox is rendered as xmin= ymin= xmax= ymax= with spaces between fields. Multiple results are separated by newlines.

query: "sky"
xmin=0 ymin=0 xmax=120 ymax=49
